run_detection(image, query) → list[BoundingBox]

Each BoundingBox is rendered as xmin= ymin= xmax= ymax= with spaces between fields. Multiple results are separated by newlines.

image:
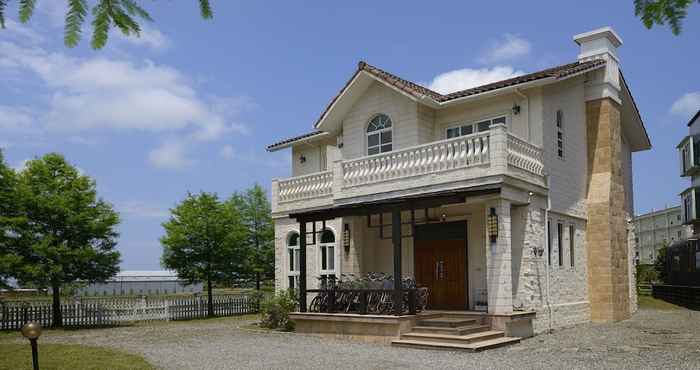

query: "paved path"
xmin=3 ymin=308 xmax=700 ymax=369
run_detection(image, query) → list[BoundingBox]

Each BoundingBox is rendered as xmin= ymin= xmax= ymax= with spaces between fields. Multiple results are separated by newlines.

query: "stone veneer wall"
xmin=585 ymin=98 xmax=631 ymax=322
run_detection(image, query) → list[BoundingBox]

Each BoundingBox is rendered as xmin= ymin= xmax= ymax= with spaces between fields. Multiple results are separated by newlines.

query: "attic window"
xmin=367 ymin=114 xmax=393 ymax=155
xmin=556 ymin=110 xmax=564 ymax=159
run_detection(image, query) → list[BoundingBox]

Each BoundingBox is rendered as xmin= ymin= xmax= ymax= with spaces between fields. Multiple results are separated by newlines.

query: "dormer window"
xmin=367 ymin=114 xmax=392 ymax=155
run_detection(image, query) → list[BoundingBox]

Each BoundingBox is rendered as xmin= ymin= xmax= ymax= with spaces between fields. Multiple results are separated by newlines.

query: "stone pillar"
xmin=485 ymin=198 xmax=513 ymax=314
xmin=489 ymin=123 xmax=508 ymax=176
xmin=585 ymin=98 xmax=631 ymax=322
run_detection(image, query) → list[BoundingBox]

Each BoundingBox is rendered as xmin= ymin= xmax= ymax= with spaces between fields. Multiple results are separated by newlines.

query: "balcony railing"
xmin=277 ymin=170 xmax=333 ymax=203
xmin=342 ymin=131 xmax=490 ymax=187
xmin=507 ymin=134 xmax=544 ymax=176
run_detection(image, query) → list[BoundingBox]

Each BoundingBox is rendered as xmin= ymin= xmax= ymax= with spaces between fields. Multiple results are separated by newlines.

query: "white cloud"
xmin=36 ymin=1 xmax=69 ymax=28
xmin=118 ymin=201 xmax=169 ymax=218
xmin=2 ymin=19 xmax=45 ymax=44
xmin=0 ymin=40 xmax=249 ymax=143
xmin=148 ymin=140 xmax=194 ymax=170
xmin=426 ymin=66 xmax=525 ymax=94
xmin=0 ymin=106 xmax=36 ymax=133
xmin=478 ymin=34 xmax=531 ymax=64
xmin=671 ymin=92 xmax=700 ymax=118
xmin=220 ymin=145 xmax=235 ymax=159
xmin=114 ymin=24 xmax=170 ymax=50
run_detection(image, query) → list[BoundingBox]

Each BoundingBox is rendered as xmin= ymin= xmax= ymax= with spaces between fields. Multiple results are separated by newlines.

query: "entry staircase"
xmin=391 ymin=312 xmax=521 ymax=352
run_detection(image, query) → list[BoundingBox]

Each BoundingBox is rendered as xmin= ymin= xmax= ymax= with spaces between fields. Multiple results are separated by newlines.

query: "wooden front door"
xmin=414 ymin=222 xmax=467 ymax=310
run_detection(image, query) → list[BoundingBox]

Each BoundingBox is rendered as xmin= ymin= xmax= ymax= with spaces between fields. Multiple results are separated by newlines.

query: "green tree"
xmin=0 ymin=150 xmax=20 ymax=289
xmin=0 ymin=0 xmax=213 ymax=49
xmin=161 ymin=192 xmax=247 ymax=317
xmin=10 ymin=153 xmax=121 ymax=326
xmin=654 ymin=240 xmax=670 ymax=283
xmin=232 ymin=184 xmax=274 ymax=291
xmin=635 ymin=0 xmax=699 ymax=35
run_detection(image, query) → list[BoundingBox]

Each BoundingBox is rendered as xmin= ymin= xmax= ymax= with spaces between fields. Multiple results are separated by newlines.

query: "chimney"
xmin=573 ymin=27 xmax=623 ymax=104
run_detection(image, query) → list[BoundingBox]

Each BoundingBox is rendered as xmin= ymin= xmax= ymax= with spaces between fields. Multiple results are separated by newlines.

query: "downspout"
xmin=544 ymin=174 xmax=553 ymax=333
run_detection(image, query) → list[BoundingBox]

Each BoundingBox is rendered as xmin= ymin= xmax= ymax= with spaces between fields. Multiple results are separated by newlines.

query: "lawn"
xmin=0 ymin=343 xmax=155 ymax=370
xmin=638 ymin=295 xmax=683 ymax=310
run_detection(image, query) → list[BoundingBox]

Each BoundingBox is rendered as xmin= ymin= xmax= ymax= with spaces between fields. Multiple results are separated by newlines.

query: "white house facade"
xmin=267 ymin=27 xmax=651 ymax=347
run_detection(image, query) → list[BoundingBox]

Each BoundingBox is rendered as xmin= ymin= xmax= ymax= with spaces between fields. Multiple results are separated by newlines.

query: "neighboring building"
xmin=678 ymin=110 xmax=700 ymax=228
xmin=633 ymin=206 xmax=690 ymax=264
xmin=76 ymin=270 xmax=203 ymax=296
xmin=267 ymin=27 xmax=650 ymax=346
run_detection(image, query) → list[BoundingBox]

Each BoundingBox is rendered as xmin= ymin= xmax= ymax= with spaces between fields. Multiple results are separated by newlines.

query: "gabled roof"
xmin=266 ymin=130 xmax=329 ymax=152
xmin=688 ymin=110 xmax=700 ymax=127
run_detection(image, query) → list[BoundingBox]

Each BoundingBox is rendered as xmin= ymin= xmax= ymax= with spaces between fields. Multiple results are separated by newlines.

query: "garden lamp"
xmin=21 ymin=322 xmax=42 ymax=370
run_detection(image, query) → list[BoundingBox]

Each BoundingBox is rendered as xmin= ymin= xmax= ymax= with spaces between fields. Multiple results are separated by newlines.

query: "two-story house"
xmin=267 ymin=27 xmax=650 ymax=349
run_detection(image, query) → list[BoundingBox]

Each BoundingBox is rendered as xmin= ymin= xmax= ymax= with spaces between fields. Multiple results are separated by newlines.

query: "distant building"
xmin=76 ymin=270 xmax=203 ymax=296
xmin=633 ymin=206 xmax=690 ymax=264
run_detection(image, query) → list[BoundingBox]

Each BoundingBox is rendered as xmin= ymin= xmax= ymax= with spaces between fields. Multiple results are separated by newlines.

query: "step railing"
xmin=341 ymin=132 xmax=490 ymax=187
xmin=277 ymin=170 xmax=333 ymax=203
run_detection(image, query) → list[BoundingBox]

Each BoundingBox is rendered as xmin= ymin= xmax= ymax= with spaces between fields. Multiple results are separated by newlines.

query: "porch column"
xmin=392 ymin=209 xmax=402 ymax=316
xmin=299 ymin=220 xmax=307 ymax=312
xmin=485 ymin=198 xmax=513 ymax=314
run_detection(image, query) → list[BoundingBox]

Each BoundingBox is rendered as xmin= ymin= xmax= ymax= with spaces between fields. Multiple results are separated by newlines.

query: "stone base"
xmin=290 ymin=312 xmax=418 ymax=344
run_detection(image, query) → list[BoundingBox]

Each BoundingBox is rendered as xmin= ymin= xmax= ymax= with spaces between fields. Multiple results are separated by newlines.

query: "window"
xmin=547 ymin=220 xmax=552 ymax=266
xmin=557 ymin=223 xmax=564 ymax=266
xmin=569 ymin=225 xmax=575 ymax=267
xmin=556 ymin=110 xmax=564 ymax=159
xmin=367 ymin=114 xmax=393 ymax=155
xmin=445 ymin=116 xmax=506 ymax=139
xmin=287 ymin=232 xmax=300 ymax=289
xmin=319 ymin=229 xmax=336 ymax=277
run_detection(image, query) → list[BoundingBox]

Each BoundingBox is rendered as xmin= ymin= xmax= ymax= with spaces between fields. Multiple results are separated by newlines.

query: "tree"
xmin=654 ymin=239 xmax=670 ymax=283
xmin=0 ymin=150 xmax=20 ymax=289
xmin=635 ymin=0 xmax=699 ymax=35
xmin=0 ymin=0 xmax=213 ymax=49
xmin=161 ymin=192 xmax=247 ymax=317
xmin=232 ymin=184 xmax=274 ymax=291
xmin=10 ymin=153 xmax=121 ymax=326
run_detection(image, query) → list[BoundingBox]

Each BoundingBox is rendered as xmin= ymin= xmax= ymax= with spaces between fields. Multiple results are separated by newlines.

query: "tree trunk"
xmin=51 ymin=283 xmax=62 ymax=327
xmin=207 ymin=278 xmax=214 ymax=318
xmin=256 ymin=272 xmax=261 ymax=291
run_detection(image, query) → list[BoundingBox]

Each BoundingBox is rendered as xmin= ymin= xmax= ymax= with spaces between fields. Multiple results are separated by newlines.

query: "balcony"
xmin=678 ymin=135 xmax=700 ymax=177
xmin=272 ymin=124 xmax=545 ymax=214
xmin=681 ymin=187 xmax=700 ymax=225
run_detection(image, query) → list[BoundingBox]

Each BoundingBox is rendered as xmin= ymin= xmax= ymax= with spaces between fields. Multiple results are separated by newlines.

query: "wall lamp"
xmin=487 ymin=207 xmax=499 ymax=243
xmin=299 ymin=155 xmax=306 ymax=164
xmin=532 ymin=246 xmax=545 ymax=257
xmin=343 ymin=223 xmax=351 ymax=253
xmin=512 ymin=103 xmax=521 ymax=115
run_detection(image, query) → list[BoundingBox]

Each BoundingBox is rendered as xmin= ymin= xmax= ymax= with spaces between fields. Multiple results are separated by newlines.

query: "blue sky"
xmin=1 ymin=1 xmax=698 ymax=270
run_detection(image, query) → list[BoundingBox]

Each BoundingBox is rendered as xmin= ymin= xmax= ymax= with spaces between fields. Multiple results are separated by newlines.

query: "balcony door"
xmin=414 ymin=221 xmax=468 ymax=310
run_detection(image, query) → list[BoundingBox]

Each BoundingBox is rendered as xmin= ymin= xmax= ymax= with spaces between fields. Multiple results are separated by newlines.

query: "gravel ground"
xmin=3 ymin=308 xmax=700 ymax=370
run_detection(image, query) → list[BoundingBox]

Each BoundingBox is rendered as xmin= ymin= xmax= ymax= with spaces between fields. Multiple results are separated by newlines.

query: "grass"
xmin=638 ymin=295 xmax=683 ymax=310
xmin=0 ymin=343 xmax=155 ymax=370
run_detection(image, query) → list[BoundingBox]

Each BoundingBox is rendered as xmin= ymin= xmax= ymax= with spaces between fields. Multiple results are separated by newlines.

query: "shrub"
xmin=248 ymin=290 xmax=265 ymax=313
xmin=259 ymin=290 xmax=298 ymax=331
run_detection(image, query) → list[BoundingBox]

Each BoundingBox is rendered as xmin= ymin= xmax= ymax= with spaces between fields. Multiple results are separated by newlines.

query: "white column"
xmin=485 ymin=198 xmax=513 ymax=314
xmin=489 ymin=123 xmax=508 ymax=176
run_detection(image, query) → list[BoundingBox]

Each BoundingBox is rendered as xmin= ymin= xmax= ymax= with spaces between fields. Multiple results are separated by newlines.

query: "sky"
xmin=1 ymin=1 xmax=699 ymax=270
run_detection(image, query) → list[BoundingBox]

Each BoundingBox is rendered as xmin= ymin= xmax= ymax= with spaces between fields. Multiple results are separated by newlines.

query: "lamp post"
xmin=21 ymin=322 xmax=42 ymax=370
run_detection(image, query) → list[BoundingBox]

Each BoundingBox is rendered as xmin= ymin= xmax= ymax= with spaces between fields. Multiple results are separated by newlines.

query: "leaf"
xmin=91 ymin=0 xmax=113 ymax=49
xmin=120 ymin=0 xmax=153 ymax=22
xmin=18 ymin=0 xmax=37 ymax=23
xmin=65 ymin=0 xmax=88 ymax=48
xmin=199 ymin=0 xmax=213 ymax=19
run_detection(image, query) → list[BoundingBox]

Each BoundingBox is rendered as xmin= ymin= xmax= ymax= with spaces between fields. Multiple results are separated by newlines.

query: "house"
xmin=267 ymin=27 xmax=651 ymax=348
xmin=76 ymin=270 xmax=203 ymax=296
xmin=632 ymin=206 xmax=690 ymax=264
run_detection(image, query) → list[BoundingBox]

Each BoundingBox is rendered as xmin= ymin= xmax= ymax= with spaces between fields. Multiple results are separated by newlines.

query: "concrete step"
xmin=400 ymin=330 xmax=505 ymax=345
xmin=417 ymin=317 xmax=477 ymax=328
xmin=391 ymin=336 xmax=520 ymax=352
xmin=411 ymin=324 xmax=490 ymax=335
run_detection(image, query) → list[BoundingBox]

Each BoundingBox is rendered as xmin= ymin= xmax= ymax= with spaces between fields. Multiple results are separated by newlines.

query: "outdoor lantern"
xmin=343 ymin=223 xmax=351 ymax=253
xmin=532 ymin=245 xmax=545 ymax=257
xmin=21 ymin=322 xmax=42 ymax=370
xmin=487 ymin=207 xmax=499 ymax=243
xmin=299 ymin=155 xmax=306 ymax=164
xmin=512 ymin=103 xmax=521 ymax=115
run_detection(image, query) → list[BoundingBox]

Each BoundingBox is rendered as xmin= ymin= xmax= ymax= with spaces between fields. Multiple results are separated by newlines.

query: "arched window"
xmin=367 ymin=114 xmax=393 ymax=155
xmin=287 ymin=232 xmax=300 ymax=289
xmin=319 ymin=229 xmax=336 ymax=276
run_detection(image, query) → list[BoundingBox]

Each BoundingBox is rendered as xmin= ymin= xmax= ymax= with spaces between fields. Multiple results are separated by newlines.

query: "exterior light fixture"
xmin=21 ymin=322 xmax=42 ymax=370
xmin=512 ymin=103 xmax=521 ymax=115
xmin=299 ymin=155 xmax=306 ymax=164
xmin=532 ymin=246 xmax=545 ymax=257
xmin=343 ymin=223 xmax=351 ymax=253
xmin=487 ymin=207 xmax=498 ymax=243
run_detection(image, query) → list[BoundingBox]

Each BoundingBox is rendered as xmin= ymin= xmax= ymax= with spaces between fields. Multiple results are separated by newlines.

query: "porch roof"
xmin=289 ymin=185 xmax=501 ymax=222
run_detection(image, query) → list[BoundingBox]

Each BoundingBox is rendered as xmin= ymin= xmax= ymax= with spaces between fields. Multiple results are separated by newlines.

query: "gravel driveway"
xmin=3 ymin=308 xmax=700 ymax=370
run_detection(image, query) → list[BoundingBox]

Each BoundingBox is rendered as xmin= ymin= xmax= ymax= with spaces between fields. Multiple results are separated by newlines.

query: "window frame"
xmin=569 ymin=224 xmax=575 ymax=268
xmin=444 ymin=115 xmax=507 ymax=140
xmin=557 ymin=222 xmax=564 ymax=267
xmin=286 ymin=232 xmax=300 ymax=290
xmin=556 ymin=109 xmax=565 ymax=159
xmin=318 ymin=229 xmax=337 ymax=277
xmin=547 ymin=220 xmax=552 ymax=266
xmin=366 ymin=114 xmax=393 ymax=156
